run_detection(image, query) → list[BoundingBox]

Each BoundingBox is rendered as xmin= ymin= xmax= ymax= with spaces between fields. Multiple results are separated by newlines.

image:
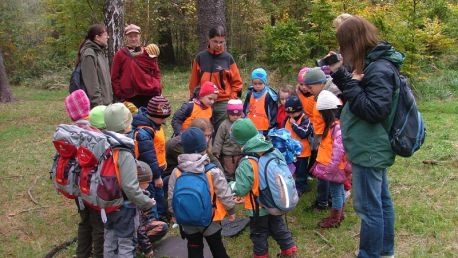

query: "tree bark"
xmin=197 ymin=0 xmax=226 ymax=51
xmin=0 ymin=50 xmax=15 ymax=103
xmin=104 ymin=0 xmax=124 ymax=66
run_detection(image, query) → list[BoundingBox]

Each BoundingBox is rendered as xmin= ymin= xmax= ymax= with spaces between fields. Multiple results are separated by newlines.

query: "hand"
xmin=233 ymin=196 xmax=244 ymax=204
xmin=154 ymin=177 xmax=163 ymax=188
xmin=229 ymin=214 xmax=236 ymax=221
xmin=214 ymin=154 xmax=220 ymax=159
xmin=352 ymin=72 xmax=364 ymax=81
xmin=149 ymin=198 xmax=156 ymax=207
xmin=327 ymin=51 xmax=343 ymax=72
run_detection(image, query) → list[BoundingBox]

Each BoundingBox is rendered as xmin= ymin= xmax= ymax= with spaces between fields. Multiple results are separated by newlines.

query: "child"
xmin=131 ymin=95 xmax=172 ymax=221
xmin=89 ymin=105 xmax=107 ymax=129
xmin=137 ymin=160 xmax=168 ymax=257
xmin=276 ymin=85 xmax=293 ymax=128
xmin=168 ymin=127 xmax=235 ymax=258
xmin=284 ymin=95 xmax=313 ymax=195
xmin=172 ymin=81 xmax=219 ymax=136
xmin=243 ymin=68 xmax=278 ymax=134
xmin=311 ymin=90 xmax=346 ymax=228
xmin=103 ymin=103 xmax=156 ymax=257
xmin=230 ymin=119 xmax=298 ymax=258
xmin=213 ymin=99 xmax=243 ymax=181
xmin=64 ymin=90 xmax=104 ymax=258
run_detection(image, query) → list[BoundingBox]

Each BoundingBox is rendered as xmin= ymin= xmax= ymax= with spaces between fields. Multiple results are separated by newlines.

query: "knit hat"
xmin=124 ymin=24 xmax=141 ymax=35
xmin=284 ymin=96 xmax=303 ymax=113
xmin=297 ymin=67 xmax=311 ymax=84
xmin=147 ymin=95 xmax=172 ymax=118
xmin=145 ymin=43 xmax=160 ymax=58
xmin=303 ymin=67 xmax=327 ymax=85
xmin=227 ymin=99 xmax=243 ymax=115
xmin=65 ymin=89 xmax=90 ymax=121
xmin=137 ymin=160 xmax=152 ymax=183
xmin=199 ymin=81 xmax=219 ymax=98
xmin=251 ymin=68 xmax=268 ymax=85
xmin=316 ymin=90 xmax=342 ymax=110
xmin=230 ymin=118 xmax=259 ymax=146
xmin=104 ymin=103 xmax=133 ymax=133
xmin=181 ymin=127 xmax=207 ymax=154
xmin=89 ymin=105 xmax=107 ymax=129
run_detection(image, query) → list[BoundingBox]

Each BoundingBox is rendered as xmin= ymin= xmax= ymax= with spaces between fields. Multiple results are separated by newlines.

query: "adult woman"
xmin=111 ymin=24 xmax=162 ymax=108
xmin=78 ymin=24 xmax=113 ymax=108
xmin=188 ymin=26 xmax=243 ymax=131
xmin=329 ymin=16 xmax=404 ymax=258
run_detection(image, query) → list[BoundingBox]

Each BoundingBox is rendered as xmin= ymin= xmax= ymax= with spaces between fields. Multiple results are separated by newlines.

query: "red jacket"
xmin=276 ymin=104 xmax=287 ymax=128
xmin=111 ymin=47 xmax=161 ymax=100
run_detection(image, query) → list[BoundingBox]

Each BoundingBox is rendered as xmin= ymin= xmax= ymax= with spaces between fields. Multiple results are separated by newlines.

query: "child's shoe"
xmin=277 ymin=246 xmax=298 ymax=257
xmin=318 ymin=208 xmax=342 ymax=228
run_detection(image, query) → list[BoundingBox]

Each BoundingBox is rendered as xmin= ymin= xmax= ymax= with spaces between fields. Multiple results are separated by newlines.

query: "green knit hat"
xmin=303 ymin=67 xmax=327 ymax=85
xmin=104 ymin=103 xmax=132 ymax=133
xmin=230 ymin=118 xmax=259 ymax=146
xmin=89 ymin=105 xmax=107 ymax=129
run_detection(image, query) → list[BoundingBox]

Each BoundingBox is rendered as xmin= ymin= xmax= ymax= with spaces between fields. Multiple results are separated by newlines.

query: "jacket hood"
xmin=81 ymin=39 xmax=105 ymax=54
xmin=242 ymin=134 xmax=273 ymax=153
xmin=132 ymin=107 xmax=159 ymax=129
xmin=366 ymin=41 xmax=405 ymax=67
xmin=247 ymin=86 xmax=278 ymax=101
xmin=105 ymin=131 xmax=135 ymax=149
xmin=177 ymin=153 xmax=209 ymax=173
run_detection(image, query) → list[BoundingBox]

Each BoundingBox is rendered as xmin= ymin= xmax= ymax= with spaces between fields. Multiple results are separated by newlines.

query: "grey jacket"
xmin=80 ymin=40 xmax=113 ymax=107
xmin=213 ymin=119 xmax=242 ymax=156
xmin=167 ymin=153 xmax=235 ymax=235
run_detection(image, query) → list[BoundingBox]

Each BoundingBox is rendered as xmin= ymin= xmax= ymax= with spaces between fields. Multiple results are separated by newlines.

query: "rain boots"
xmin=318 ymin=208 xmax=342 ymax=228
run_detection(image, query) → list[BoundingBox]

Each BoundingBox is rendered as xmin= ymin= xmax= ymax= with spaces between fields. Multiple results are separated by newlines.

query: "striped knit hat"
xmin=147 ymin=95 xmax=172 ymax=118
xmin=64 ymin=89 xmax=90 ymax=121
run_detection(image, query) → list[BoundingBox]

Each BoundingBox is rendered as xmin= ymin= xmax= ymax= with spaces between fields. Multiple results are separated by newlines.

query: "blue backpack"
xmin=248 ymin=149 xmax=299 ymax=216
xmin=69 ymin=63 xmax=88 ymax=94
xmin=172 ymin=163 xmax=217 ymax=227
xmin=267 ymin=128 xmax=303 ymax=164
xmin=383 ymin=60 xmax=426 ymax=157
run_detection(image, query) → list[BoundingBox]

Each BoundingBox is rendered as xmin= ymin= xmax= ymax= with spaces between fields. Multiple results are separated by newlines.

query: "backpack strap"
xmin=244 ymin=156 xmax=260 ymax=217
xmin=112 ymin=149 xmax=122 ymax=187
xmin=133 ymin=125 xmax=155 ymax=159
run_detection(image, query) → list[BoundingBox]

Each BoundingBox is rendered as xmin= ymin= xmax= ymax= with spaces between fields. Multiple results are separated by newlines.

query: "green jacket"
xmin=80 ymin=40 xmax=113 ymax=108
xmin=231 ymin=134 xmax=273 ymax=217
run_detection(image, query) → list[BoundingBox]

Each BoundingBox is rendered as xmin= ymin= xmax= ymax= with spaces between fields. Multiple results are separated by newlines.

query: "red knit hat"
xmin=199 ymin=81 xmax=219 ymax=97
xmin=64 ymin=89 xmax=90 ymax=121
xmin=147 ymin=95 xmax=172 ymax=118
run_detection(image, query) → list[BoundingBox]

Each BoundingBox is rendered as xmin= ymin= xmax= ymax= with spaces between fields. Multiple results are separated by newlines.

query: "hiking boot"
xmin=305 ymin=201 xmax=328 ymax=212
xmin=318 ymin=208 xmax=342 ymax=228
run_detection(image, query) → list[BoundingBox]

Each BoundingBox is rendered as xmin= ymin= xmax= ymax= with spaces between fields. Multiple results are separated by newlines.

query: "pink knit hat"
xmin=227 ymin=99 xmax=243 ymax=115
xmin=64 ymin=90 xmax=90 ymax=121
xmin=297 ymin=67 xmax=311 ymax=84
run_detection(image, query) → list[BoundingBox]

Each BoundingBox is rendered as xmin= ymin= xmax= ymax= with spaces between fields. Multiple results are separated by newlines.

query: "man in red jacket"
xmin=111 ymin=24 xmax=162 ymax=108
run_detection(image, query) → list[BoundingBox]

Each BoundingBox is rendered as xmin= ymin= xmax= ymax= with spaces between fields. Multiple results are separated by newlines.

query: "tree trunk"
xmin=157 ymin=6 xmax=176 ymax=64
xmin=197 ymin=0 xmax=226 ymax=51
xmin=0 ymin=50 xmax=15 ymax=103
xmin=104 ymin=0 xmax=124 ymax=66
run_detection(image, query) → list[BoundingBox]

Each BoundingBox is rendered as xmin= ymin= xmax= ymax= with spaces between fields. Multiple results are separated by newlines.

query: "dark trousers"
xmin=127 ymin=95 xmax=154 ymax=109
xmin=249 ymin=215 xmax=296 ymax=256
xmin=147 ymin=182 xmax=166 ymax=218
xmin=76 ymin=205 xmax=104 ymax=258
xmin=184 ymin=229 xmax=229 ymax=258
xmin=294 ymin=157 xmax=309 ymax=194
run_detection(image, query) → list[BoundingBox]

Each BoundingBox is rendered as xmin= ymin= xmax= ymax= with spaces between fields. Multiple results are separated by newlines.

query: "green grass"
xmin=0 ymin=68 xmax=457 ymax=257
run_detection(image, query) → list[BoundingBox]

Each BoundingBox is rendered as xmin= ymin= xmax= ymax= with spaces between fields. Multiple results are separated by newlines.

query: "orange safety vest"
xmin=134 ymin=125 xmax=167 ymax=168
xmin=243 ymin=158 xmax=261 ymax=210
xmin=247 ymin=92 xmax=269 ymax=130
xmin=175 ymin=169 xmax=227 ymax=221
xmin=316 ymin=121 xmax=346 ymax=170
xmin=285 ymin=114 xmax=311 ymax=157
xmin=182 ymin=102 xmax=212 ymax=131
xmin=310 ymin=103 xmax=325 ymax=135
xmin=297 ymin=92 xmax=315 ymax=118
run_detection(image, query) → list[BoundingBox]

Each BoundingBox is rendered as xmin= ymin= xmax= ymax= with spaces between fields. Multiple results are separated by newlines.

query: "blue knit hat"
xmin=251 ymin=68 xmax=268 ymax=85
xmin=181 ymin=127 xmax=207 ymax=154
xmin=303 ymin=67 xmax=327 ymax=85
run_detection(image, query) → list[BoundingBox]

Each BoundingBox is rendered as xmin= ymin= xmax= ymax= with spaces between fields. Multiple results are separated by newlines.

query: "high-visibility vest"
xmin=285 ymin=114 xmax=311 ymax=157
xmin=247 ymin=92 xmax=269 ymax=130
xmin=134 ymin=125 xmax=167 ymax=168
xmin=182 ymin=102 xmax=212 ymax=131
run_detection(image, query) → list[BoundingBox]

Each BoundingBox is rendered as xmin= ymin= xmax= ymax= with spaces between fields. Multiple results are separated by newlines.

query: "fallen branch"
xmin=314 ymin=230 xmax=333 ymax=247
xmin=27 ymin=175 xmax=40 ymax=205
xmin=8 ymin=206 xmax=49 ymax=217
xmin=0 ymin=175 xmax=21 ymax=180
xmin=44 ymin=237 xmax=77 ymax=258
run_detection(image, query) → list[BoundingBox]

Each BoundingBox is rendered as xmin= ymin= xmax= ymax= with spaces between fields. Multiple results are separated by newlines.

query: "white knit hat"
xmin=316 ymin=90 xmax=342 ymax=110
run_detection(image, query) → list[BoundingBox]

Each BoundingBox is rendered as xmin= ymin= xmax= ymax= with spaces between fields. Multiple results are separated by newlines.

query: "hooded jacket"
xmin=213 ymin=118 xmax=242 ymax=156
xmin=331 ymin=41 xmax=404 ymax=168
xmin=80 ymin=40 xmax=113 ymax=108
xmin=167 ymin=153 xmax=235 ymax=235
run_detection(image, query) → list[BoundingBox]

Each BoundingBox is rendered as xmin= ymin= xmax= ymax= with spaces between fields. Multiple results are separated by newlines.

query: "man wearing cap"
xmin=111 ymin=24 xmax=162 ymax=108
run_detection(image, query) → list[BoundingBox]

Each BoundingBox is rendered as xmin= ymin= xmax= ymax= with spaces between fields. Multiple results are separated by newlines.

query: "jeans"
xmin=316 ymin=179 xmax=330 ymax=207
xmin=352 ymin=164 xmax=395 ymax=258
xmin=329 ymin=182 xmax=345 ymax=209
xmin=147 ymin=182 xmax=166 ymax=218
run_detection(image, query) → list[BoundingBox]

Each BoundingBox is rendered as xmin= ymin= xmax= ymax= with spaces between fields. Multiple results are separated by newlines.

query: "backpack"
xmin=247 ymin=149 xmax=299 ymax=216
xmin=69 ymin=63 xmax=87 ymax=94
xmin=383 ymin=60 xmax=426 ymax=157
xmin=50 ymin=124 xmax=87 ymax=199
xmin=77 ymin=130 xmax=128 ymax=215
xmin=172 ymin=163 xmax=217 ymax=227
xmin=267 ymin=128 xmax=303 ymax=165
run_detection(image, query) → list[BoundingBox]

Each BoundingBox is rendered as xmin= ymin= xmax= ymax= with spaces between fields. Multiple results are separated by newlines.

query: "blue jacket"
xmin=131 ymin=107 xmax=163 ymax=179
